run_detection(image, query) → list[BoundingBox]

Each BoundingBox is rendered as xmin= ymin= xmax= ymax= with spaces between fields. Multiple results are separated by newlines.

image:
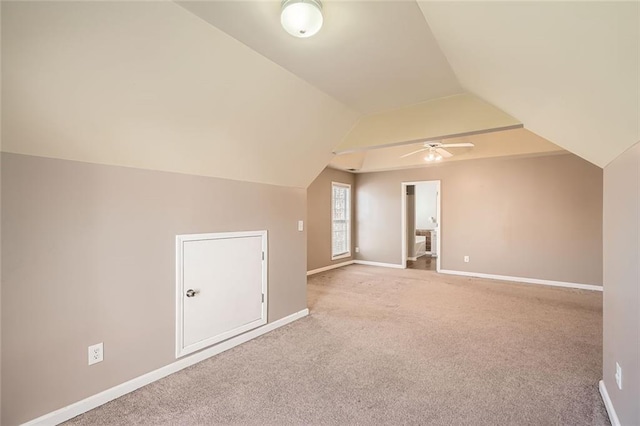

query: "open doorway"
xmin=401 ymin=181 xmax=441 ymax=272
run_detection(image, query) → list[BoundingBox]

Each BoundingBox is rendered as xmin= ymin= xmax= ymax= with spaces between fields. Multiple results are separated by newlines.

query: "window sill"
xmin=331 ymin=252 xmax=351 ymax=261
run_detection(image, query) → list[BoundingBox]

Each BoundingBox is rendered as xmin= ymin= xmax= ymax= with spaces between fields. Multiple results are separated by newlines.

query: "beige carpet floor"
xmin=66 ymin=265 xmax=609 ymax=425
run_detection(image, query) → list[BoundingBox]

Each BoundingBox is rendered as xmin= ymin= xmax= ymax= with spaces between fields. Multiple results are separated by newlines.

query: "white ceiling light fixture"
xmin=281 ymin=0 xmax=323 ymax=38
xmin=424 ymin=149 xmax=442 ymax=162
xmin=403 ymin=141 xmax=475 ymax=162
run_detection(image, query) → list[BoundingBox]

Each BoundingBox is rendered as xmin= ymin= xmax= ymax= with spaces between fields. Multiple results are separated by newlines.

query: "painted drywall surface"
xmin=602 ymin=142 xmax=640 ymax=425
xmin=415 ymin=182 xmax=438 ymax=230
xmin=0 ymin=3 xmax=3 ymax=413
xmin=336 ymin=93 xmax=521 ymax=152
xmin=1 ymin=1 xmax=359 ymax=189
xmin=307 ymin=167 xmax=355 ymax=272
xmin=331 ymin=128 xmax=564 ymax=172
xmin=176 ymin=1 xmax=461 ymax=115
xmin=1 ymin=153 xmax=307 ymax=425
xmin=355 ymin=154 xmax=603 ymax=285
xmin=0 ymin=156 xmax=2 ymax=421
xmin=419 ymin=1 xmax=639 ymax=168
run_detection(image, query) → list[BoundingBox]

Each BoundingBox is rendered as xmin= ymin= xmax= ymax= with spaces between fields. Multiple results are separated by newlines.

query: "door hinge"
xmin=261 ymin=293 xmax=265 ymax=303
xmin=262 ymin=251 xmax=265 ymax=260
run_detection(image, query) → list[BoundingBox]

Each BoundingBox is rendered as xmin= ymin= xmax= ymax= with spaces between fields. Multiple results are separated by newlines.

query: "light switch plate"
xmin=298 ymin=220 xmax=304 ymax=231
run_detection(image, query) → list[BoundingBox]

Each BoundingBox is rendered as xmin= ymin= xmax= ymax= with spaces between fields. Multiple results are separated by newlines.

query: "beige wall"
xmin=355 ymin=153 xmax=603 ymax=285
xmin=0 ymin=139 xmax=2 ymax=421
xmin=1 ymin=5 xmax=3 ymax=415
xmin=1 ymin=153 xmax=307 ymax=425
xmin=307 ymin=167 xmax=355 ymax=272
xmin=602 ymin=142 xmax=639 ymax=425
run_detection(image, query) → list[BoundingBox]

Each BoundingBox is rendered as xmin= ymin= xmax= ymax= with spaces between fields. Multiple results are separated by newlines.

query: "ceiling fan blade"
xmin=436 ymin=148 xmax=453 ymax=158
xmin=440 ymin=142 xmax=475 ymax=148
xmin=400 ymin=147 xmax=429 ymax=158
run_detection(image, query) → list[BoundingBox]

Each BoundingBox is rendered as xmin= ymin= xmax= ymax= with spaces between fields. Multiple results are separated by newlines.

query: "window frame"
xmin=331 ymin=181 xmax=352 ymax=260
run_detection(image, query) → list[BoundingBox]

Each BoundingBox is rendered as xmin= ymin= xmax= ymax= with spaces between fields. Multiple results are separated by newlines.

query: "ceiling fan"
xmin=400 ymin=141 xmax=475 ymax=161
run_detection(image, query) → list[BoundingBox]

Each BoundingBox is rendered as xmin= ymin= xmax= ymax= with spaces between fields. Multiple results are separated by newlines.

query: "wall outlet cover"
xmin=464 ymin=256 xmax=470 ymax=263
xmin=615 ymin=362 xmax=622 ymax=390
xmin=297 ymin=220 xmax=304 ymax=231
xmin=88 ymin=342 xmax=104 ymax=366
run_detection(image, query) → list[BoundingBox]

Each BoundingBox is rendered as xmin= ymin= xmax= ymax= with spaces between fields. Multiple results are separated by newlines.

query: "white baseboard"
xmin=307 ymin=260 xmax=354 ymax=276
xmin=439 ymin=269 xmax=603 ymax=291
xmin=23 ymin=309 xmax=310 ymax=426
xmin=407 ymin=256 xmax=418 ymax=261
xmin=599 ymin=380 xmax=621 ymax=426
xmin=353 ymin=260 xmax=405 ymax=269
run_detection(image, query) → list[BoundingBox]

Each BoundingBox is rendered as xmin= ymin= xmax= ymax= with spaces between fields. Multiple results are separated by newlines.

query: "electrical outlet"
xmin=88 ymin=342 xmax=104 ymax=366
xmin=464 ymin=255 xmax=470 ymax=263
xmin=615 ymin=362 xmax=622 ymax=390
xmin=355 ymin=247 xmax=360 ymax=253
xmin=298 ymin=220 xmax=304 ymax=231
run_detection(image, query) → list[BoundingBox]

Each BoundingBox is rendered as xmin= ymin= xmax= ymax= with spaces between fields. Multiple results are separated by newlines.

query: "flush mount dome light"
xmin=281 ymin=0 xmax=323 ymax=38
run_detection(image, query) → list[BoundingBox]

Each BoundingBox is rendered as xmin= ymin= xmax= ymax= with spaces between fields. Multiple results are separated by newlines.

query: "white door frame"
xmin=175 ymin=230 xmax=268 ymax=358
xmin=401 ymin=181 xmax=441 ymax=272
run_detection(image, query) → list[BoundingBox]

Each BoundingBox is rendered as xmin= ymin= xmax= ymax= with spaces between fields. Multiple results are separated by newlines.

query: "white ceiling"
xmin=418 ymin=1 xmax=639 ymax=168
xmin=336 ymin=93 xmax=521 ymax=153
xmin=177 ymin=0 xmax=639 ymax=168
xmin=330 ymin=128 xmax=566 ymax=173
xmin=176 ymin=1 xmax=461 ymax=114
xmin=2 ymin=1 xmax=638 ymax=189
xmin=1 ymin=1 xmax=359 ymax=188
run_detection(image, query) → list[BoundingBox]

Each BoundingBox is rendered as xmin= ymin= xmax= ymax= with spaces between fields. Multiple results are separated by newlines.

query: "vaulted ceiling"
xmin=2 ymin=1 xmax=638 ymax=188
xmin=418 ymin=1 xmax=639 ymax=168
xmin=176 ymin=0 xmax=461 ymax=115
xmin=1 ymin=1 xmax=358 ymax=188
xmin=330 ymin=128 xmax=566 ymax=173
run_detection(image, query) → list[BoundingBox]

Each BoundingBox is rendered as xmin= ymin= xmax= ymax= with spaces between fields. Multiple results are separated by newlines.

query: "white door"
xmin=176 ymin=231 xmax=267 ymax=358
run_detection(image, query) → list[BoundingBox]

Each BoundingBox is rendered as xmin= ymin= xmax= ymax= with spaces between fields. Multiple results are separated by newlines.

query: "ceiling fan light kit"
xmin=424 ymin=152 xmax=442 ymax=162
xmin=281 ymin=0 xmax=323 ymax=38
xmin=401 ymin=141 xmax=475 ymax=161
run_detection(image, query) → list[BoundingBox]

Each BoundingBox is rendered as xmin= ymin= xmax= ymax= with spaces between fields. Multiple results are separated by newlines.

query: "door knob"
xmin=186 ymin=289 xmax=198 ymax=298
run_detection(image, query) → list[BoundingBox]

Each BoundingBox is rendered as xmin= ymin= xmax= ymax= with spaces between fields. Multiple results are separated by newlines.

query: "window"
xmin=331 ymin=182 xmax=351 ymax=259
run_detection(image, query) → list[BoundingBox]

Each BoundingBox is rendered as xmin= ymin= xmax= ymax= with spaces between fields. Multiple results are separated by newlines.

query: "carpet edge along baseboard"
xmin=22 ymin=309 xmax=310 ymax=426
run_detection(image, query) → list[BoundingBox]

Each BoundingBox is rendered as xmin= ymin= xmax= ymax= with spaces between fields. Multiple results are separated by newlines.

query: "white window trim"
xmin=332 ymin=252 xmax=352 ymax=261
xmin=331 ymin=181 xmax=351 ymax=260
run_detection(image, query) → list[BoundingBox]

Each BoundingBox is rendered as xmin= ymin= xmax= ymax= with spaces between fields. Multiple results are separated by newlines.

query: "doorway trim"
xmin=175 ymin=230 xmax=268 ymax=358
xmin=401 ymin=181 xmax=441 ymax=272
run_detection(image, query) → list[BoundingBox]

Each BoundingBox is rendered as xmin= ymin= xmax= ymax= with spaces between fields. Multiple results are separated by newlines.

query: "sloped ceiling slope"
xmin=419 ymin=1 xmax=640 ymax=168
xmin=177 ymin=0 xmax=461 ymax=115
xmin=335 ymin=93 xmax=522 ymax=153
xmin=1 ymin=1 xmax=359 ymax=188
xmin=331 ymin=128 xmax=565 ymax=173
